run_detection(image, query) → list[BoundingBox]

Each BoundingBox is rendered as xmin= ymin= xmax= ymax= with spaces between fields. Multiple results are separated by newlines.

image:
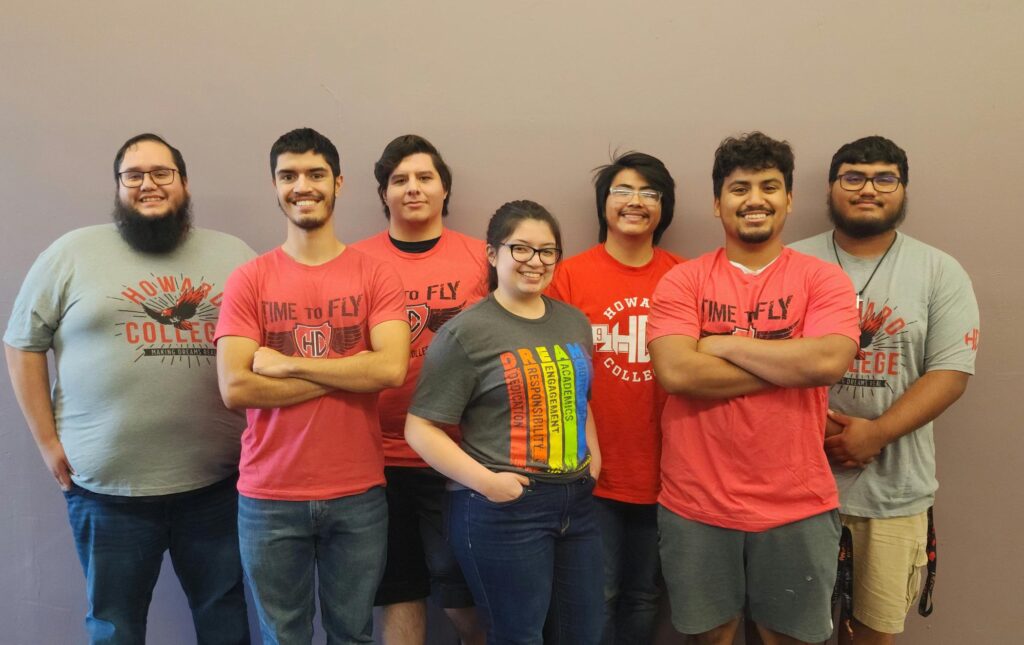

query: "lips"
xmin=738 ymin=209 xmax=772 ymax=221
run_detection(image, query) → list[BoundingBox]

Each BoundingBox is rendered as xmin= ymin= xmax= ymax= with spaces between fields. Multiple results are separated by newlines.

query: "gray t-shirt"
xmin=409 ymin=294 xmax=594 ymax=481
xmin=4 ymin=224 xmax=255 ymax=496
xmin=790 ymin=232 xmax=979 ymax=517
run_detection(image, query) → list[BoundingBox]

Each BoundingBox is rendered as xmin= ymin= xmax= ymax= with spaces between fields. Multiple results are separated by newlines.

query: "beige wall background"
xmin=1 ymin=2 xmax=1020 ymax=643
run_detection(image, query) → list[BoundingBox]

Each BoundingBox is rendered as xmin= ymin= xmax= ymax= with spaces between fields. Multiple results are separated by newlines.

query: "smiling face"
xmin=828 ymin=162 xmax=906 ymax=238
xmin=604 ymin=168 xmax=662 ymax=243
xmin=117 ymin=140 xmax=188 ymax=218
xmin=385 ymin=152 xmax=448 ymax=228
xmin=273 ymin=151 xmax=343 ymax=230
xmin=714 ymin=166 xmax=792 ymax=246
xmin=488 ymin=218 xmax=559 ymax=303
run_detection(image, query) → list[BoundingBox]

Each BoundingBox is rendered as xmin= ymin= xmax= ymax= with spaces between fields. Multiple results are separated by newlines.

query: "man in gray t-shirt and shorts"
xmin=792 ymin=136 xmax=979 ymax=644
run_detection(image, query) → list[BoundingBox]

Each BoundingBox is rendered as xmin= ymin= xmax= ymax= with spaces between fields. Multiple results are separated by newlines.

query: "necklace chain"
xmin=832 ymin=233 xmax=897 ymax=306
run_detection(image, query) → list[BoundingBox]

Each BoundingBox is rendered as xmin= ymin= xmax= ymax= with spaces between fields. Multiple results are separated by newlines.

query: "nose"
xmin=747 ymin=187 xmax=767 ymax=206
xmin=139 ymin=171 xmax=159 ymax=190
xmin=294 ymin=173 xmax=312 ymax=192
xmin=626 ymin=189 xmax=641 ymax=205
xmin=406 ymin=177 xmax=421 ymax=194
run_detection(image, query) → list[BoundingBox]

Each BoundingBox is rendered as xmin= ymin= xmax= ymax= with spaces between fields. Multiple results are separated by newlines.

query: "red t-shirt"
xmin=547 ymin=245 xmax=684 ymax=504
xmin=647 ymin=247 xmax=859 ymax=531
xmin=215 ymin=246 xmax=407 ymax=500
xmin=352 ymin=229 xmax=489 ymax=466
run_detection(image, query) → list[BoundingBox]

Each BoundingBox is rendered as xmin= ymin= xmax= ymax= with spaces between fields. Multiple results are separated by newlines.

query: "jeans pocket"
xmin=469 ymin=486 xmax=530 ymax=508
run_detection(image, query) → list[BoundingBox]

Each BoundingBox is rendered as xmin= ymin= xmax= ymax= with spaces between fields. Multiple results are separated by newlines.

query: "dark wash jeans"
xmin=63 ymin=477 xmax=249 ymax=645
xmin=449 ymin=476 xmax=604 ymax=645
xmin=593 ymin=497 xmax=661 ymax=645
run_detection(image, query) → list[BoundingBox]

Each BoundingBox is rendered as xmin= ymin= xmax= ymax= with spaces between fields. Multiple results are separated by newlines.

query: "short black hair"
xmin=712 ymin=132 xmax=794 ymax=197
xmin=270 ymin=128 xmax=340 ymax=178
xmin=485 ymin=200 xmax=562 ymax=292
xmin=829 ymin=135 xmax=909 ymax=185
xmin=373 ymin=134 xmax=452 ymax=218
xmin=592 ymin=152 xmax=676 ymax=245
xmin=113 ymin=133 xmax=187 ymax=183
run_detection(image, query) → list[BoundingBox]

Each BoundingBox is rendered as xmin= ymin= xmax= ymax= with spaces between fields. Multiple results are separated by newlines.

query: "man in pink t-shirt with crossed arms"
xmin=648 ymin=132 xmax=859 ymax=645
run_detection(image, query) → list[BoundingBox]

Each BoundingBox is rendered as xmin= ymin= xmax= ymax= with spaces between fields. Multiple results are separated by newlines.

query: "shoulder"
xmin=898 ymin=233 xmax=971 ymax=276
xmin=653 ymin=246 xmax=687 ymax=266
xmin=444 ymin=228 xmax=487 ymax=252
xmin=348 ymin=230 xmax=388 ymax=254
xmin=788 ymin=231 xmax=832 ymax=257
xmin=188 ymin=228 xmax=256 ymax=260
xmin=544 ymin=296 xmax=591 ymax=329
xmin=783 ymin=247 xmax=847 ymax=279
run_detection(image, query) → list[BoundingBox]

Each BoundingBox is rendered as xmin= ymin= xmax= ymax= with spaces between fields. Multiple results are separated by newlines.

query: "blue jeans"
xmin=593 ymin=497 xmax=661 ymax=645
xmin=63 ymin=477 xmax=249 ymax=645
xmin=238 ymin=487 xmax=387 ymax=645
xmin=449 ymin=477 xmax=604 ymax=645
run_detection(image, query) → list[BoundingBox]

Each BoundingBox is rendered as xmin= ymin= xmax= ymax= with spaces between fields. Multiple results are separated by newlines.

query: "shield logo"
xmin=293 ymin=322 xmax=331 ymax=358
xmin=407 ymin=304 xmax=430 ymax=343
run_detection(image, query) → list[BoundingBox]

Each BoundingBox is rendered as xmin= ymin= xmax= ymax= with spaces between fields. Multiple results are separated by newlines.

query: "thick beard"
xmin=828 ymin=195 xmax=907 ymax=239
xmin=113 ymin=195 xmax=193 ymax=253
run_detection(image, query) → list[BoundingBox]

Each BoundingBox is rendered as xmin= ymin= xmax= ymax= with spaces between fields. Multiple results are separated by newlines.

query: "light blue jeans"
xmin=238 ymin=487 xmax=387 ymax=645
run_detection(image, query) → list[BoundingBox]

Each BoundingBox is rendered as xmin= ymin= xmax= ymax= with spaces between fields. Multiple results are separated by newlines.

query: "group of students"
xmin=5 ymin=127 xmax=978 ymax=645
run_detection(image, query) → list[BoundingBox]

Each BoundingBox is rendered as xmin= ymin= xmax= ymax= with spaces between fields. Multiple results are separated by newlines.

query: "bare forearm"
xmin=650 ymin=337 xmax=770 ymax=399
xmin=4 ymin=345 xmax=60 ymax=448
xmin=221 ymin=371 xmax=330 ymax=409
xmin=704 ymin=334 xmax=856 ymax=388
xmin=874 ymin=370 xmax=970 ymax=442
xmin=283 ymin=352 xmax=407 ymax=393
xmin=585 ymin=406 xmax=601 ymax=479
xmin=406 ymin=414 xmax=499 ymax=493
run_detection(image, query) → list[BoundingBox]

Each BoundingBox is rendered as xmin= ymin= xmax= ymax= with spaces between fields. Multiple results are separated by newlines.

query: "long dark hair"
xmin=485 ymin=200 xmax=562 ymax=291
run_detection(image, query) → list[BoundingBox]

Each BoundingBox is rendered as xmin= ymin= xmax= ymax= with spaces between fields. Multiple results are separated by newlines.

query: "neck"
xmin=724 ymin=238 xmax=783 ymax=271
xmin=493 ymin=289 xmax=546 ymax=319
xmin=389 ymin=216 xmax=444 ymax=242
xmin=832 ymin=228 xmax=897 ymax=258
xmin=604 ymin=234 xmax=655 ymax=267
xmin=282 ymin=224 xmax=345 ymax=265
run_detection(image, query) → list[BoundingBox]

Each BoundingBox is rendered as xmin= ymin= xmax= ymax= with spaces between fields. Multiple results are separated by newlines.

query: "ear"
xmin=334 ymin=174 xmax=344 ymax=196
xmin=486 ymin=245 xmax=498 ymax=267
xmin=786 ymin=190 xmax=793 ymax=214
xmin=713 ymin=197 xmax=722 ymax=219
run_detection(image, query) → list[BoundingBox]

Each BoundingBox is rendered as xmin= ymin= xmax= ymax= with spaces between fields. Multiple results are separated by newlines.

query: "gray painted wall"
xmin=1 ymin=2 xmax=1020 ymax=643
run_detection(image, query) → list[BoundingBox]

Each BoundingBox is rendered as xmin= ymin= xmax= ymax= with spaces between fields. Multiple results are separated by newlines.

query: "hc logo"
xmin=593 ymin=315 xmax=650 ymax=363
xmin=964 ymin=328 xmax=980 ymax=350
xmin=294 ymin=323 xmax=331 ymax=358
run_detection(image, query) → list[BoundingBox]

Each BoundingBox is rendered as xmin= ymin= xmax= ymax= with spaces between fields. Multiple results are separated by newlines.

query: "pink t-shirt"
xmin=215 ymin=246 xmax=407 ymax=501
xmin=547 ymin=244 xmax=685 ymax=504
xmin=647 ymin=247 xmax=859 ymax=531
xmin=352 ymin=229 xmax=489 ymax=467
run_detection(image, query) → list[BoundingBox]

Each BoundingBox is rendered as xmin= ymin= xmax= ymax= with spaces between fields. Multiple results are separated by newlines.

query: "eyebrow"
xmin=276 ymin=166 xmax=329 ymax=176
xmin=120 ymin=164 xmax=175 ymax=173
xmin=613 ymin=182 xmax=655 ymax=190
xmin=507 ymin=239 xmax=557 ymax=246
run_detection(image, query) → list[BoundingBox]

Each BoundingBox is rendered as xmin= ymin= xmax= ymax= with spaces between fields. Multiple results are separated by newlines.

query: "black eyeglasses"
xmin=118 ymin=168 xmax=178 ymax=188
xmin=501 ymin=243 xmax=562 ymax=265
xmin=836 ymin=173 xmax=902 ymax=194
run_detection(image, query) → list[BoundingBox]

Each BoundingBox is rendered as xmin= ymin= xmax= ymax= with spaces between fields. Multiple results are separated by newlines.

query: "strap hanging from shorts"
xmin=831 ymin=524 xmax=854 ymax=636
xmin=918 ymin=506 xmax=937 ymax=617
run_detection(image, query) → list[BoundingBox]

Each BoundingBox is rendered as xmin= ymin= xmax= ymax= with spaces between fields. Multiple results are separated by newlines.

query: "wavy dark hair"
xmin=592 ymin=151 xmax=675 ymax=245
xmin=374 ymin=134 xmax=453 ymax=218
xmin=485 ymin=200 xmax=562 ymax=291
xmin=829 ymin=135 xmax=909 ymax=185
xmin=712 ymin=131 xmax=794 ymax=197
xmin=270 ymin=127 xmax=340 ymax=178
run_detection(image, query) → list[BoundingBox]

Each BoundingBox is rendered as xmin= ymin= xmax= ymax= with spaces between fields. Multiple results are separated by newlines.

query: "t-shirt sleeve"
xmin=924 ymin=255 xmax=979 ymax=374
xmin=408 ymin=326 xmax=477 ymax=425
xmin=366 ymin=259 xmax=408 ymax=329
xmin=803 ymin=261 xmax=860 ymax=342
xmin=647 ymin=264 xmax=700 ymax=343
xmin=3 ymin=246 xmax=67 ymax=351
xmin=214 ymin=263 xmax=262 ymax=343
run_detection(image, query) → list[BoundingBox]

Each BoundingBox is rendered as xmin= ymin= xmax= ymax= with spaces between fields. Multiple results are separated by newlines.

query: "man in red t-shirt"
xmin=648 ymin=132 xmax=859 ymax=645
xmin=547 ymin=152 xmax=683 ymax=644
xmin=215 ymin=128 xmax=411 ymax=644
xmin=352 ymin=135 xmax=488 ymax=645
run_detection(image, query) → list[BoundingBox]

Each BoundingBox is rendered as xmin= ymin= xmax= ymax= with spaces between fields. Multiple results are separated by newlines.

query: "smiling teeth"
xmin=295 ymin=200 xmax=317 ymax=206
xmin=743 ymin=213 xmax=768 ymax=221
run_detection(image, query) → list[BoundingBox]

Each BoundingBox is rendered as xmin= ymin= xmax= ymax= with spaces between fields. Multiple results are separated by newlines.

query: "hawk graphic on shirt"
xmin=265 ymin=323 xmax=363 ymax=359
xmin=700 ymin=320 xmax=800 ymax=340
xmin=141 ymin=284 xmax=211 ymax=330
xmin=407 ymin=303 xmax=465 ymax=343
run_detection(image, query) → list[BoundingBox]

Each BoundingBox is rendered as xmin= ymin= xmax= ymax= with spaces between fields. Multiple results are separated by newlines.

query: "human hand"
xmin=481 ymin=471 xmax=530 ymax=503
xmin=823 ymin=410 xmax=888 ymax=469
xmin=39 ymin=439 xmax=75 ymax=491
xmin=252 ymin=346 xmax=292 ymax=378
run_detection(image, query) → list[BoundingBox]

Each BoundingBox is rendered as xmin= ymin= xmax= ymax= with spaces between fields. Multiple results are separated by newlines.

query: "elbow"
xmin=378 ymin=360 xmax=408 ymax=390
xmin=218 ymin=377 xmax=251 ymax=411
xmin=808 ymin=355 xmax=854 ymax=386
xmin=654 ymin=368 xmax=697 ymax=396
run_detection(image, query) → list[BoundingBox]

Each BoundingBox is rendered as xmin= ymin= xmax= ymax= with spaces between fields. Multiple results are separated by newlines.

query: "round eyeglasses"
xmin=118 ymin=168 xmax=179 ymax=188
xmin=501 ymin=243 xmax=562 ymax=265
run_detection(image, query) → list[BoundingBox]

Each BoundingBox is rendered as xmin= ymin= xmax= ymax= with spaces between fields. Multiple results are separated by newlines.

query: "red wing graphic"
xmin=330 ymin=324 xmax=363 ymax=354
xmin=141 ymin=284 xmax=211 ymax=330
xmin=426 ymin=304 xmax=465 ymax=332
xmin=265 ymin=330 xmax=298 ymax=356
xmin=700 ymin=320 xmax=800 ymax=340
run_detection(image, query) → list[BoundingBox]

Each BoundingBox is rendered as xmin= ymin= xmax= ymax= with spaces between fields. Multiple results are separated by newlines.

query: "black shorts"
xmin=374 ymin=466 xmax=474 ymax=608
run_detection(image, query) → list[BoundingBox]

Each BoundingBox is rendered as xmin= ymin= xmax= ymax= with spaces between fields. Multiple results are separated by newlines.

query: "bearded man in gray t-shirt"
xmin=4 ymin=134 xmax=254 ymax=645
xmin=792 ymin=136 xmax=979 ymax=644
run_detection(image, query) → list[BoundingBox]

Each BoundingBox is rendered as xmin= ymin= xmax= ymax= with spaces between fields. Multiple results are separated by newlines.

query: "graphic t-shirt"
xmin=791 ymin=232 xmax=980 ymax=518
xmin=647 ymin=247 xmax=860 ymax=531
xmin=410 ymin=294 xmax=594 ymax=481
xmin=215 ymin=246 xmax=407 ymax=501
xmin=352 ymin=229 xmax=489 ymax=467
xmin=4 ymin=225 xmax=254 ymax=496
xmin=547 ymin=244 xmax=684 ymax=504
